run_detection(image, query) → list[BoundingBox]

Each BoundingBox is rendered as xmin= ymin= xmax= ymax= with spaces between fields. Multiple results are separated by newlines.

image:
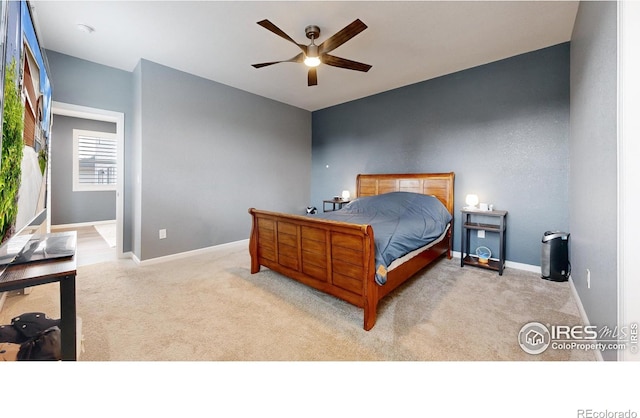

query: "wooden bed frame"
xmin=248 ymin=172 xmax=455 ymax=330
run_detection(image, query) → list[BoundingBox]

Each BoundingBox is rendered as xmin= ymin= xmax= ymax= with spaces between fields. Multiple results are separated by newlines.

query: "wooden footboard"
xmin=249 ymin=209 xmax=377 ymax=321
xmin=248 ymin=209 xmax=452 ymax=330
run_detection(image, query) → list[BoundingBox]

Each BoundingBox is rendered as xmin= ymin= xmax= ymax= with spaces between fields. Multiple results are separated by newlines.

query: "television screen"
xmin=0 ymin=0 xmax=52 ymax=267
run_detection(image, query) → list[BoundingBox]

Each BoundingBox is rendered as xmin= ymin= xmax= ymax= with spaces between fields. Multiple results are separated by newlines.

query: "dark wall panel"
xmin=312 ymin=43 xmax=570 ymax=266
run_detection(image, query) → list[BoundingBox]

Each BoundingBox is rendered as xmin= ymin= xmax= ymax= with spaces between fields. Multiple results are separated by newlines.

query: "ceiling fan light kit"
xmin=304 ymin=46 xmax=320 ymax=67
xmin=252 ymin=19 xmax=372 ymax=86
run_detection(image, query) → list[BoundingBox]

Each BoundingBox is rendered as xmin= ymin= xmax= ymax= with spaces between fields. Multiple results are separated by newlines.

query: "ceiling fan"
xmin=252 ymin=19 xmax=372 ymax=86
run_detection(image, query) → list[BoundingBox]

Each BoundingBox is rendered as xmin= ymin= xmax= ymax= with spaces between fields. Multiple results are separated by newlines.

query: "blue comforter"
xmin=316 ymin=192 xmax=452 ymax=285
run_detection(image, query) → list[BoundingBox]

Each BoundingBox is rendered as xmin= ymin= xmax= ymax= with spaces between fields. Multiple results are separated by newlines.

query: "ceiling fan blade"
xmin=319 ymin=19 xmax=368 ymax=55
xmin=252 ymin=61 xmax=283 ymax=69
xmin=257 ymin=19 xmax=307 ymax=53
xmin=308 ymin=68 xmax=318 ymax=86
xmin=252 ymin=53 xmax=304 ymax=69
xmin=322 ymin=54 xmax=372 ymax=72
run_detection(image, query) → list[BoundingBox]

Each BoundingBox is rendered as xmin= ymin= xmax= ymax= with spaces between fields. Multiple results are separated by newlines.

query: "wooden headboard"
xmin=356 ymin=172 xmax=455 ymax=214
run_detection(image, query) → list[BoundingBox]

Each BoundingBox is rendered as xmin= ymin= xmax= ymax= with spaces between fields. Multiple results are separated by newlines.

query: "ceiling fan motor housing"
xmin=305 ymin=25 xmax=320 ymax=40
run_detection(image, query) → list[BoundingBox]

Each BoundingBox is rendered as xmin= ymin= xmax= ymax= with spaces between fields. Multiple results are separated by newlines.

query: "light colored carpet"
xmin=0 ymin=241 xmax=595 ymax=361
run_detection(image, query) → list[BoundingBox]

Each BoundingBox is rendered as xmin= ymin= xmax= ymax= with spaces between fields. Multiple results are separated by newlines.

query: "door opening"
xmin=50 ymin=102 xmax=125 ymax=258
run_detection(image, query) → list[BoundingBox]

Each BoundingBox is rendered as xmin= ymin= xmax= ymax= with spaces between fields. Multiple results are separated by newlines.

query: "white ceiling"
xmin=30 ymin=1 xmax=579 ymax=111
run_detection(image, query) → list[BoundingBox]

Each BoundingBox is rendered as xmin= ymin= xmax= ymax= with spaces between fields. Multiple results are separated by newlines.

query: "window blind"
xmin=77 ymin=133 xmax=117 ymax=186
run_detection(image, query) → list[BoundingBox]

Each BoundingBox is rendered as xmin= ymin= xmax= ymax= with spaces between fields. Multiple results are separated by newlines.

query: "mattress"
xmin=316 ymin=191 xmax=452 ymax=285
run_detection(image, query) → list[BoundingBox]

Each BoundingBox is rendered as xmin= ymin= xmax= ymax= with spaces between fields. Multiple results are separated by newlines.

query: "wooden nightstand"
xmin=460 ymin=208 xmax=507 ymax=275
xmin=322 ymin=199 xmax=350 ymax=212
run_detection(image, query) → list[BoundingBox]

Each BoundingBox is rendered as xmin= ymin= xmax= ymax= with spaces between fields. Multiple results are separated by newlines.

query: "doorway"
xmin=50 ymin=102 xmax=124 ymax=261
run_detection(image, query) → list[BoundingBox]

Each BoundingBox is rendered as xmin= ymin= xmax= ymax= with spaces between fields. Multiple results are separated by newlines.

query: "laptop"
xmin=2 ymin=231 xmax=76 ymax=267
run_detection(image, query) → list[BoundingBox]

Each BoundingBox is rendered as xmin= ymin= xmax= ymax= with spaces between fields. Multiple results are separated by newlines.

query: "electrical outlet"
xmin=159 ymin=229 xmax=167 ymax=239
xmin=477 ymin=230 xmax=485 ymax=238
xmin=587 ymin=269 xmax=591 ymax=289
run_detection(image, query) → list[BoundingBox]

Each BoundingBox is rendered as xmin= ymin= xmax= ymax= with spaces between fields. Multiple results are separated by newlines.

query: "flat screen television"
xmin=0 ymin=0 xmax=52 ymax=275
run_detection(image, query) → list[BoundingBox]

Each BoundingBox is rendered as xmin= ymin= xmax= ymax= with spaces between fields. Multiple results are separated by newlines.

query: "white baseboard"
xmin=52 ymin=220 xmax=116 ymax=230
xmin=451 ymin=251 xmax=540 ymax=273
xmin=132 ymin=239 xmax=249 ymax=266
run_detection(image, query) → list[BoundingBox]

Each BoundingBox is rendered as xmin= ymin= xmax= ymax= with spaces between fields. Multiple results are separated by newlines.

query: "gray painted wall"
xmin=46 ymin=51 xmax=311 ymax=261
xmin=311 ymin=43 xmax=570 ymax=266
xmin=50 ymin=115 xmax=117 ymax=225
xmin=46 ymin=50 xmax=134 ymax=252
xmin=569 ymin=1 xmax=618 ymax=361
xmin=134 ymin=60 xmax=311 ymax=260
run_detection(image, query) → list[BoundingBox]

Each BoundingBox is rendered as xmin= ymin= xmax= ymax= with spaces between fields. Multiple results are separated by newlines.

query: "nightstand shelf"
xmin=462 ymin=221 xmax=502 ymax=231
xmin=462 ymin=255 xmax=502 ymax=272
xmin=460 ymin=209 xmax=508 ymax=275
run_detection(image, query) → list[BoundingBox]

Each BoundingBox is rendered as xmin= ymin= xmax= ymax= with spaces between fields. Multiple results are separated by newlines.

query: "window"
xmin=72 ymin=129 xmax=117 ymax=191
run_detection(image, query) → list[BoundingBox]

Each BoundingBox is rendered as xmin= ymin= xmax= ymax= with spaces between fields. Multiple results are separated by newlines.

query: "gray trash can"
xmin=541 ymin=231 xmax=570 ymax=282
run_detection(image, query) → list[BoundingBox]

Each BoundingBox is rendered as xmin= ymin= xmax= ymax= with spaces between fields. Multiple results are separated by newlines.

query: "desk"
xmin=0 ymin=234 xmax=77 ymax=361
